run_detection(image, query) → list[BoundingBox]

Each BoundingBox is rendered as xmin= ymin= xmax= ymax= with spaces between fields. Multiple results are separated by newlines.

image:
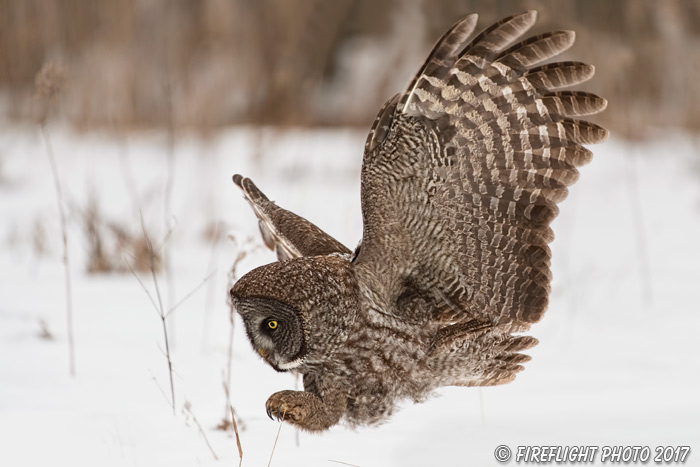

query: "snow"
xmin=1 ymin=125 xmax=699 ymax=466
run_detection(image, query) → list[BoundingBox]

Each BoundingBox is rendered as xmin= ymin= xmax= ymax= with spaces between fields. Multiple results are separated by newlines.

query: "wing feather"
xmin=356 ymin=10 xmax=608 ymax=387
xmin=233 ymin=175 xmax=351 ymax=261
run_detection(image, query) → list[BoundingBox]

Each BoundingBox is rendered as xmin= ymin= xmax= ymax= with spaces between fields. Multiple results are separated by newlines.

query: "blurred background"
xmin=2 ymin=0 xmax=700 ymax=138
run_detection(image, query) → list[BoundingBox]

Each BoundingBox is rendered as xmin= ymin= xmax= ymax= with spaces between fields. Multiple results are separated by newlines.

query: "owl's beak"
xmin=258 ymin=348 xmax=282 ymax=372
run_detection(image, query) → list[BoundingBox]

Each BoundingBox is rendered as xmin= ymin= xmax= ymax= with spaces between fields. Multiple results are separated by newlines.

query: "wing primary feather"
xmin=456 ymin=10 xmax=538 ymax=68
xmin=401 ymin=14 xmax=479 ymax=113
xmin=496 ymin=31 xmax=576 ymax=70
xmin=525 ymin=61 xmax=595 ymax=90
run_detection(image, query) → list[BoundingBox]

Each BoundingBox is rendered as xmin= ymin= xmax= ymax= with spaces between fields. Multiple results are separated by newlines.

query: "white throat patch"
xmin=278 ymin=357 xmax=305 ymax=371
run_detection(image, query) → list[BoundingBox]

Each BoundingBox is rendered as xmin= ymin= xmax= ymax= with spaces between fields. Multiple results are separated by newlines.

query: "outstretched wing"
xmin=233 ymin=175 xmax=351 ymax=260
xmin=354 ymin=11 xmax=607 ymax=335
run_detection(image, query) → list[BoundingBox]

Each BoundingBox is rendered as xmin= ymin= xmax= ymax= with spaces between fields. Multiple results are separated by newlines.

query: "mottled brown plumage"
xmin=230 ymin=11 xmax=607 ymax=431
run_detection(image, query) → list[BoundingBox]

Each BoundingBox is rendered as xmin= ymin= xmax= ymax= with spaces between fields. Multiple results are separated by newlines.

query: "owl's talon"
xmin=272 ymin=404 xmax=289 ymax=422
xmin=265 ymin=390 xmax=307 ymax=425
xmin=277 ymin=405 xmax=285 ymax=421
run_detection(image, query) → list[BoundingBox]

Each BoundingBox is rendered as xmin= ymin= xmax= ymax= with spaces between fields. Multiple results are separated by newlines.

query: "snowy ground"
xmin=1 ymin=125 xmax=699 ymax=467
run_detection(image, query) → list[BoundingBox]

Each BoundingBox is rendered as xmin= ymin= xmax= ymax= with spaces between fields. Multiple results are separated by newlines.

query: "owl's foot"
xmin=265 ymin=389 xmax=345 ymax=432
xmin=266 ymin=390 xmax=307 ymax=423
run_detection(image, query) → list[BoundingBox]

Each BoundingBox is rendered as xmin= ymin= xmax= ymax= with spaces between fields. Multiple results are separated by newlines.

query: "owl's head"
xmin=232 ymin=295 xmax=307 ymax=371
xmin=230 ymin=255 xmax=358 ymax=372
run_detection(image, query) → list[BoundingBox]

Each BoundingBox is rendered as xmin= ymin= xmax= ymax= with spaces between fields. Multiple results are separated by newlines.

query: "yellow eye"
xmin=267 ymin=320 xmax=278 ymax=330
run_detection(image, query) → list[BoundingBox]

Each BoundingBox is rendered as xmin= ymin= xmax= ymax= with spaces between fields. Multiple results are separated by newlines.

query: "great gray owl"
xmin=230 ymin=11 xmax=607 ymax=432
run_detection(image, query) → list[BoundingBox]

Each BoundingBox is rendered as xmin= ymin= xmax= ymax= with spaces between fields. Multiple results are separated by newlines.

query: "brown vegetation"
xmin=81 ymin=194 xmax=161 ymax=274
xmin=2 ymin=0 xmax=699 ymax=138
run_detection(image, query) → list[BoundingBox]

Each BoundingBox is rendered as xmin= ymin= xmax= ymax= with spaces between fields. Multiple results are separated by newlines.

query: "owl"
xmin=230 ymin=11 xmax=607 ymax=432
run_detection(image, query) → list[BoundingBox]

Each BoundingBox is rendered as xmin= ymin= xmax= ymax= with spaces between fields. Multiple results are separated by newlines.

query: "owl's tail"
xmin=430 ymin=330 xmax=538 ymax=387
